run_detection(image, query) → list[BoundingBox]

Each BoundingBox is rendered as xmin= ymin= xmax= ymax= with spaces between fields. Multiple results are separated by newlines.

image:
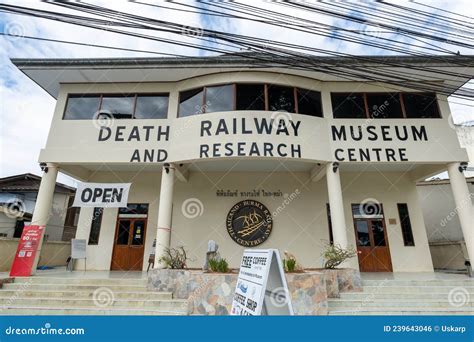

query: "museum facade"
xmin=12 ymin=54 xmax=473 ymax=273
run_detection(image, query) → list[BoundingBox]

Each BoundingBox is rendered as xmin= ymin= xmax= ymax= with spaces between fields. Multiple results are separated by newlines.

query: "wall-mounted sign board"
xmin=231 ymin=249 xmax=293 ymax=316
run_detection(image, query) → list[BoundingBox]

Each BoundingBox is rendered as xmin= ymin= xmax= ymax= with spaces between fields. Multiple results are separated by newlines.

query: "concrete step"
xmin=329 ymin=309 xmax=473 ymax=316
xmin=338 ymin=292 xmax=473 ymax=300
xmin=0 ymin=297 xmax=189 ymax=309
xmin=362 ymin=279 xmax=474 ymax=286
xmin=0 ymin=305 xmax=188 ymax=315
xmin=3 ymin=283 xmax=148 ymax=292
xmin=361 ymin=285 xmax=474 ymax=293
xmin=0 ymin=289 xmax=171 ymax=300
xmin=329 ymin=299 xmax=474 ymax=308
xmin=15 ymin=277 xmax=147 ymax=286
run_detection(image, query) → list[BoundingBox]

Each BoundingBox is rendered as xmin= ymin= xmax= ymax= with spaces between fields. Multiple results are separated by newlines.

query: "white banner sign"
xmin=231 ymin=249 xmax=293 ymax=316
xmin=73 ymin=182 xmax=131 ymax=208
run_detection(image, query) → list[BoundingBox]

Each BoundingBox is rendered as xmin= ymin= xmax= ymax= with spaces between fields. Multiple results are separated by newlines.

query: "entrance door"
xmin=111 ymin=218 xmax=147 ymax=271
xmin=353 ymin=204 xmax=392 ymax=272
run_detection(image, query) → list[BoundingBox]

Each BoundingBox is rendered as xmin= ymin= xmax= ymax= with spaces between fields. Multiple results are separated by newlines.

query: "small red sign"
xmin=9 ymin=225 xmax=45 ymax=277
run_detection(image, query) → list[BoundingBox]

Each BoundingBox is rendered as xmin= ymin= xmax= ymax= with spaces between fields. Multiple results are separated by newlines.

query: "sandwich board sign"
xmin=231 ymin=249 xmax=293 ymax=315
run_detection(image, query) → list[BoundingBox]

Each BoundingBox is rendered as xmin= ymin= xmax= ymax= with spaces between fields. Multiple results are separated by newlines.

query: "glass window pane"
xmin=403 ymin=93 xmax=440 ymax=118
xmin=205 ymin=85 xmax=234 ymax=113
xmin=371 ymin=220 xmax=386 ymax=246
xmin=398 ymin=203 xmax=415 ymax=246
xmin=131 ymin=220 xmax=145 ymax=245
xmin=88 ymin=207 xmax=103 ymax=245
xmin=64 ymin=95 xmax=100 ymax=120
xmin=119 ymin=204 xmax=149 ymax=215
xmin=100 ymin=96 xmax=134 ymax=119
xmin=355 ymin=221 xmax=370 ymax=247
xmin=179 ymin=88 xmax=204 ymax=117
xmin=268 ymin=85 xmax=295 ymax=113
xmin=297 ymin=88 xmax=322 ymax=117
xmin=352 ymin=203 xmax=383 ymax=218
xmin=331 ymin=93 xmax=366 ymax=118
xmin=135 ymin=95 xmax=168 ymax=119
xmin=236 ymin=84 xmax=265 ymax=110
xmin=116 ymin=220 xmax=131 ymax=245
xmin=366 ymin=93 xmax=403 ymax=119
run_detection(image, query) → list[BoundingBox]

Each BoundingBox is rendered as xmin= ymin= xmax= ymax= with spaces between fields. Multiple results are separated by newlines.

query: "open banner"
xmin=73 ymin=182 xmax=131 ymax=208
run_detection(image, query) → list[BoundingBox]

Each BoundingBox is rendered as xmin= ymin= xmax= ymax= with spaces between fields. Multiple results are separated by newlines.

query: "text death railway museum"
xmin=11 ymin=54 xmax=473 ymax=277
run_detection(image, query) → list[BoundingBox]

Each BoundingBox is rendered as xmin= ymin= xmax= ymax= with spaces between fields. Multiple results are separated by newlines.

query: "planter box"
xmin=148 ymin=269 xmax=328 ymax=315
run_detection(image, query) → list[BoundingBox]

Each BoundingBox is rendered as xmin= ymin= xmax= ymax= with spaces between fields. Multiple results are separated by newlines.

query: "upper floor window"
xmin=63 ymin=94 xmax=169 ymax=120
xmin=178 ymin=83 xmax=323 ymax=117
xmin=331 ymin=92 xmax=440 ymax=119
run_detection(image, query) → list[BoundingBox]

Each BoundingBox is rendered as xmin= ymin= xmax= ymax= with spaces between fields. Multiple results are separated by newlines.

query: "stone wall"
xmin=148 ymin=268 xmax=361 ymax=315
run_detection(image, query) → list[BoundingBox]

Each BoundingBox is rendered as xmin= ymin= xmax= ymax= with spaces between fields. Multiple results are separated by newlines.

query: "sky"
xmin=0 ymin=0 xmax=473 ymax=186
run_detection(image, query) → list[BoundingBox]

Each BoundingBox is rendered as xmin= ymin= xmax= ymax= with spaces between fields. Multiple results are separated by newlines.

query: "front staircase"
xmin=0 ymin=276 xmax=189 ymax=315
xmin=329 ymin=278 xmax=474 ymax=315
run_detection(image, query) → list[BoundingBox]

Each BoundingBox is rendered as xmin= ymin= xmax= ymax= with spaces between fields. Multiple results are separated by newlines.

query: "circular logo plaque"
xmin=226 ymin=200 xmax=273 ymax=247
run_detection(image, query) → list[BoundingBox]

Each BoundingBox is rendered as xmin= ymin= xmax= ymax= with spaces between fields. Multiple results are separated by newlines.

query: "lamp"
xmin=459 ymin=162 xmax=468 ymax=173
xmin=332 ymin=162 xmax=339 ymax=173
xmin=164 ymin=163 xmax=170 ymax=174
xmin=39 ymin=162 xmax=48 ymax=173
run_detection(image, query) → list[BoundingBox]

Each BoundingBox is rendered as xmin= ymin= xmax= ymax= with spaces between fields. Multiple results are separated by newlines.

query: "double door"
xmin=111 ymin=218 xmax=147 ymax=271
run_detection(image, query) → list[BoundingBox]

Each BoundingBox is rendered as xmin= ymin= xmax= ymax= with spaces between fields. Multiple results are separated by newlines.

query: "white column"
xmin=31 ymin=163 xmax=59 ymax=274
xmin=155 ymin=163 xmax=175 ymax=268
xmin=447 ymin=163 xmax=473 ymax=263
xmin=326 ymin=162 xmax=348 ymax=249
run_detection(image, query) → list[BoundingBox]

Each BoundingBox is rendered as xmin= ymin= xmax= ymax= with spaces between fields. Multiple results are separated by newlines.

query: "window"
xmin=331 ymin=93 xmax=366 ymax=118
xmin=205 ymin=85 xmax=234 ymax=112
xmin=119 ymin=203 xmax=149 ymax=215
xmin=100 ymin=95 xmax=134 ymax=119
xmin=268 ymin=85 xmax=295 ymax=113
xmin=64 ymin=95 xmax=100 ymax=120
xmin=403 ymin=93 xmax=440 ymax=118
xmin=236 ymin=84 xmax=265 ymax=110
xmin=326 ymin=203 xmax=334 ymax=245
xmin=297 ymin=88 xmax=323 ymax=117
xmin=64 ymin=94 xmax=169 ymax=120
xmin=88 ymin=207 xmax=103 ymax=245
xmin=179 ymin=88 xmax=204 ymax=117
xmin=135 ymin=95 xmax=168 ymax=119
xmin=366 ymin=93 xmax=403 ymax=119
xmin=397 ymin=203 xmax=415 ymax=246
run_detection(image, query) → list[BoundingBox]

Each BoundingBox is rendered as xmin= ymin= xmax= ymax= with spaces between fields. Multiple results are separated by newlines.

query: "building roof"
xmin=0 ymin=173 xmax=76 ymax=194
xmin=11 ymin=54 xmax=474 ymax=99
xmin=417 ymin=176 xmax=474 ymax=186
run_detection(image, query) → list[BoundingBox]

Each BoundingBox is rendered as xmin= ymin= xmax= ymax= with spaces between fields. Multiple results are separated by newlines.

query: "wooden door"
xmin=111 ymin=218 xmax=147 ymax=271
xmin=354 ymin=218 xmax=392 ymax=272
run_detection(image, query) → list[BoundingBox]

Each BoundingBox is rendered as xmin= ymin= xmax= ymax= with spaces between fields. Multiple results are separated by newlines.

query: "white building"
xmin=11 ymin=54 xmax=474 ymax=273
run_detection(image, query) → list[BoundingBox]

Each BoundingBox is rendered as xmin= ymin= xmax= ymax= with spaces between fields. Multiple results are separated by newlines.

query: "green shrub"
xmin=283 ymin=258 xmax=297 ymax=272
xmin=322 ymin=243 xmax=357 ymax=269
xmin=208 ymin=257 xmax=229 ymax=273
xmin=158 ymin=246 xmax=190 ymax=269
